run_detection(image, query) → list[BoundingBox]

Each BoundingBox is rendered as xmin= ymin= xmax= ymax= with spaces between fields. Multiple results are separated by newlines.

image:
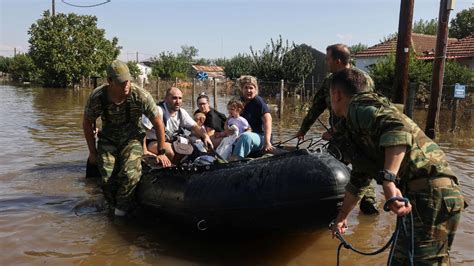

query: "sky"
xmin=0 ymin=0 xmax=473 ymax=62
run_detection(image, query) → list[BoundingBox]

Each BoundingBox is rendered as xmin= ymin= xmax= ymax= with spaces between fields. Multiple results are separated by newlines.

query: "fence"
xmin=85 ymin=76 xmax=473 ymax=133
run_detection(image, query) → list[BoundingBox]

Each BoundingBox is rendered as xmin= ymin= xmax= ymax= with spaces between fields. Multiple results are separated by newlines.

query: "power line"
xmin=61 ymin=0 xmax=111 ymax=8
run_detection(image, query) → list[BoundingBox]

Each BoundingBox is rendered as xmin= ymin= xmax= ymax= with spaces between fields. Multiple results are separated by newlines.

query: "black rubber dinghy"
xmin=137 ymin=149 xmax=350 ymax=231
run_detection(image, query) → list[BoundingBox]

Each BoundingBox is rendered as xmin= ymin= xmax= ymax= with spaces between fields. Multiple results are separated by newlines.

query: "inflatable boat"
xmin=136 ymin=149 xmax=350 ymax=231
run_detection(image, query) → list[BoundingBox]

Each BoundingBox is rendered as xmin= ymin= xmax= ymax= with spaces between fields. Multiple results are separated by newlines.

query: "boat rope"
xmin=331 ymin=197 xmax=414 ymax=266
xmin=272 ymin=136 xmax=298 ymax=147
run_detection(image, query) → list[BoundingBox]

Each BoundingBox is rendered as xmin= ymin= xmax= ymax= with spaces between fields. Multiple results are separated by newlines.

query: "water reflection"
xmin=0 ymin=84 xmax=472 ymax=265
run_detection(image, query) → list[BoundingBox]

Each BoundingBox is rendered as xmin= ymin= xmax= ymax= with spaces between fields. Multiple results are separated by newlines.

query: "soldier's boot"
xmin=359 ymin=196 xmax=379 ymax=214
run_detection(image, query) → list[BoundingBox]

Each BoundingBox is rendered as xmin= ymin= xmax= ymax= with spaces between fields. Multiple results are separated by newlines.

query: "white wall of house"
xmin=136 ymin=63 xmax=152 ymax=87
xmin=354 ymin=57 xmax=379 ymax=72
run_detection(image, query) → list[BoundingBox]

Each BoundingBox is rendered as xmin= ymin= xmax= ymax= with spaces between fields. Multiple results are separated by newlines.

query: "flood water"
xmin=0 ymin=84 xmax=472 ymax=265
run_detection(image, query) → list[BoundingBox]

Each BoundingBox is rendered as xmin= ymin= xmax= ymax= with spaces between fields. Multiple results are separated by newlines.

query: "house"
xmin=190 ymin=65 xmax=226 ymax=80
xmin=418 ymin=35 xmax=474 ymax=69
xmin=354 ymin=33 xmax=458 ymax=71
xmin=136 ymin=63 xmax=152 ymax=87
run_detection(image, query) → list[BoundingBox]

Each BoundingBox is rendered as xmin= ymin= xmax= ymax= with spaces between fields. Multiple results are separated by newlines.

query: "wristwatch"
xmin=375 ymin=169 xmax=397 ymax=185
xmin=157 ymin=148 xmax=166 ymax=155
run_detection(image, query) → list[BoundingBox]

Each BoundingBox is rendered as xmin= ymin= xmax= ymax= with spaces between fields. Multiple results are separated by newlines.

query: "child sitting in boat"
xmin=216 ymin=99 xmax=250 ymax=160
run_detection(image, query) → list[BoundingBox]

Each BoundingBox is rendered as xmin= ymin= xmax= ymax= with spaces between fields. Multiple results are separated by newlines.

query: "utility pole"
xmin=14 ymin=47 xmax=17 ymax=57
xmin=52 ymin=0 xmax=55 ymax=16
xmin=393 ymin=0 xmax=414 ymax=108
xmin=425 ymin=0 xmax=454 ymax=139
xmin=136 ymin=52 xmax=139 ymax=63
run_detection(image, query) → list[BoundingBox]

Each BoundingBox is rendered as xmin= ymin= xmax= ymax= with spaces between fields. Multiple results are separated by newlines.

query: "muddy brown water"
xmin=0 ymin=84 xmax=472 ymax=265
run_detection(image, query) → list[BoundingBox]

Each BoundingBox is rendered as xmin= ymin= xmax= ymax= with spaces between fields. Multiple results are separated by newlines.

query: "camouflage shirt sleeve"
xmin=84 ymin=85 xmax=106 ymax=122
xmin=136 ymin=85 xmax=159 ymax=121
xmin=299 ymin=76 xmax=331 ymax=134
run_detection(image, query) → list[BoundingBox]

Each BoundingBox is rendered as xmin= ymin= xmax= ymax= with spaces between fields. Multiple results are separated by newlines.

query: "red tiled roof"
xmin=354 ymin=33 xmax=457 ymax=57
xmin=192 ymin=65 xmax=225 ymax=72
xmin=446 ymin=35 xmax=474 ymax=58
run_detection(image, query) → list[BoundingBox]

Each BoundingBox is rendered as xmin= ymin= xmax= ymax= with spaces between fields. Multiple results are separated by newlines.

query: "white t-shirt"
xmin=142 ymin=104 xmax=196 ymax=140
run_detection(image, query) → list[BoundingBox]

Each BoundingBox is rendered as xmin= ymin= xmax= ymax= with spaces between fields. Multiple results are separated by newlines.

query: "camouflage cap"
xmin=106 ymin=59 xmax=132 ymax=83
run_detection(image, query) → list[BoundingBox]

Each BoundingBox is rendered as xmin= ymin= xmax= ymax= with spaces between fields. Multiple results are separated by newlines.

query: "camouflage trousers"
xmin=392 ymin=181 xmax=464 ymax=265
xmin=97 ymin=136 xmax=144 ymax=212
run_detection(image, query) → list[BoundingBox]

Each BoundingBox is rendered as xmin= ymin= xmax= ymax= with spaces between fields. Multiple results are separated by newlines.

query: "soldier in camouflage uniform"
xmin=83 ymin=60 xmax=171 ymax=217
xmin=296 ymin=44 xmax=378 ymax=214
xmin=330 ymin=68 xmax=465 ymax=264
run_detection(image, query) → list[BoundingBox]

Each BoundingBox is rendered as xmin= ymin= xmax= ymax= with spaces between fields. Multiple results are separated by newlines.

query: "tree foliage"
xmin=126 ymin=61 xmax=141 ymax=80
xmin=282 ymin=44 xmax=315 ymax=82
xmin=250 ymin=35 xmax=290 ymax=81
xmin=28 ymin=10 xmax=120 ymax=87
xmin=223 ymin=53 xmax=254 ymax=80
xmin=151 ymin=46 xmax=199 ymax=79
xmin=413 ymin=19 xmax=438 ymax=35
xmin=9 ymin=54 xmax=39 ymax=82
xmin=0 ymin=56 xmax=12 ymax=73
xmin=249 ymin=35 xmax=315 ymax=82
xmin=450 ymin=8 xmax=474 ymax=39
xmin=369 ymin=52 xmax=473 ymax=97
xmin=349 ymin=43 xmax=368 ymax=54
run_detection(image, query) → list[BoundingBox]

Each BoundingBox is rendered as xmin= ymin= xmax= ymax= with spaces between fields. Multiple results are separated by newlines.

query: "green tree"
xmin=224 ymin=53 xmax=254 ymax=80
xmin=349 ymin=43 xmax=368 ymax=54
xmin=9 ymin=54 xmax=39 ymax=82
xmin=28 ymin=10 xmax=120 ymax=87
xmin=450 ymin=8 xmax=474 ymax=39
xmin=250 ymin=35 xmax=291 ymax=81
xmin=0 ymin=56 xmax=12 ymax=73
xmin=413 ymin=19 xmax=438 ymax=35
xmin=443 ymin=60 xmax=473 ymax=85
xmin=369 ymin=52 xmax=472 ymax=97
xmin=126 ymin=61 xmax=141 ymax=80
xmin=213 ymin=58 xmax=228 ymax=67
xmin=178 ymin=45 xmax=199 ymax=62
xmin=282 ymin=44 xmax=315 ymax=83
xmin=151 ymin=51 xmax=188 ymax=79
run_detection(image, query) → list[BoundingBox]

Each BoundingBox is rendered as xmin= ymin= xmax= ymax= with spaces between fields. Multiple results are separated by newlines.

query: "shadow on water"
xmin=77 ymin=211 xmax=326 ymax=265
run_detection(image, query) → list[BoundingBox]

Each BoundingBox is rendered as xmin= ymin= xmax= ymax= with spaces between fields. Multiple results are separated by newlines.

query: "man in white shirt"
xmin=143 ymin=87 xmax=212 ymax=163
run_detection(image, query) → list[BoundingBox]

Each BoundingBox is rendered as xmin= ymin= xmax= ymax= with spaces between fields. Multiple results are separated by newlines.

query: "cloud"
xmin=336 ymin=33 xmax=353 ymax=41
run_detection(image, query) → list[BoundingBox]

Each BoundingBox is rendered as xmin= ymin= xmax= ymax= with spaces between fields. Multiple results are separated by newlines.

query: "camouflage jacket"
xmin=336 ymin=92 xmax=458 ymax=195
xmin=84 ymin=83 xmax=158 ymax=144
xmin=299 ymin=67 xmax=374 ymax=134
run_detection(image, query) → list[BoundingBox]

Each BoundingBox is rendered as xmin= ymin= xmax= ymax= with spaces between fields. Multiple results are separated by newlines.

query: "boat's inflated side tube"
xmin=137 ymin=149 xmax=350 ymax=229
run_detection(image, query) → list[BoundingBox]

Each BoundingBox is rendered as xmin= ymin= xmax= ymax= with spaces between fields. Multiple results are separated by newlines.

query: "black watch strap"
xmin=375 ymin=169 xmax=397 ymax=185
xmin=157 ymin=148 xmax=166 ymax=155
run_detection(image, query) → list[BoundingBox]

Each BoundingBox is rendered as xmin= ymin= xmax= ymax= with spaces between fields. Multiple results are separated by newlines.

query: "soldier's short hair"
xmin=326 ymin=44 xmax=351 ymax=65
xmin=331 ymin=68 xmax=368 ymax=96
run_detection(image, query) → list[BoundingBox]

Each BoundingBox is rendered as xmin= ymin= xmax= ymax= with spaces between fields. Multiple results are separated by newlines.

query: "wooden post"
xmin=450 ymin=99 xmax=459 ymax=132
xmin=311 ymin=75 xmax=315 ymax=99
xmin=279 ymin=79 xmax=284 ymax=119
xmin=425 ymin=0 xmax=453 ymax=139
xmin=192 ymin=78 xmax=196 ymax=111
xmin=393 ymin=0 xmax=414 ymax=107
xmin=406 ymin=83 xmax=416 ymax=118
xmin=213 ymin=78 xmax=218 ymax=110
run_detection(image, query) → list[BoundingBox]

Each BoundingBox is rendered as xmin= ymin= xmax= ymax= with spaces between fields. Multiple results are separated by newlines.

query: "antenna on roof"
xmin=61 ymin=0 xmax=111 ymax=8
